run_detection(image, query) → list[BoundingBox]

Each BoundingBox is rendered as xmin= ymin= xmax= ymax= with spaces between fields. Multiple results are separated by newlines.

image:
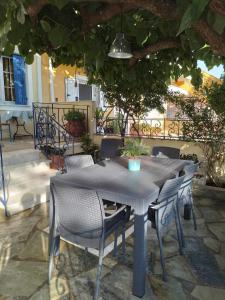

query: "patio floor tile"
xmin=0 ymin=184 xmax=225 ymax=299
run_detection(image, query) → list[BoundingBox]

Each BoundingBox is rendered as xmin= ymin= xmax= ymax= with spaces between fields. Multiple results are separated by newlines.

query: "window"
xmin=79 ymin=83 xmax=92 ymax=100
xmin=65 ymin=76 xmax=98 ymax=102
xmin=2 ymin=56 xmax=15 ymax=101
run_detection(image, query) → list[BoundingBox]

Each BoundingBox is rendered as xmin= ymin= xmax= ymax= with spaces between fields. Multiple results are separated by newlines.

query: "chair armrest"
xmin=149 ymin=203 xmax=162 ymax=210
xmin=104 ymin=205 xmax=127 ymax=220
xmin=94 ymin=149 xmax=100 ymax=162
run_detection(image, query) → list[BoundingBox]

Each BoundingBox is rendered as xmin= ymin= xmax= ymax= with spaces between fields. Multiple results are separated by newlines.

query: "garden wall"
xmin=93 ymin=134 xmax=205 ymax=161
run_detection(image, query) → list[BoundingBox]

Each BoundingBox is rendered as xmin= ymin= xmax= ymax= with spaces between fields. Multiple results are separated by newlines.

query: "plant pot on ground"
xmin=121 ymin=139 xmax=148 ymax=171
xmin=64 ymin=109 xmax=86 ymax=137
xmin=49 ymin=147 xmax=66 ymax=170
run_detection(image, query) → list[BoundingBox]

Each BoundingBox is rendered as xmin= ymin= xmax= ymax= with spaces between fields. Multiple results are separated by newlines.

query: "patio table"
xmin=51 ymin=156 xmax=189 ymax=298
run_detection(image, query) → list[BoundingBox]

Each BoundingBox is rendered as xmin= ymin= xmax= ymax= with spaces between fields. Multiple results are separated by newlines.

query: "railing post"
xmin=0 ymin=144 xmax=8 ymax=216
xmin=32 ymin=103 xmax=37 ymax=149
xmin=163 ymin=118 xmax=166 ymax=139
xmin=86 ymin=105 xmax=89 ymax=134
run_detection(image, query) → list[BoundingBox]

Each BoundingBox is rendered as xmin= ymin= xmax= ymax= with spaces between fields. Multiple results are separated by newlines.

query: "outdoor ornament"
xmin=108 ymin=33 xmax=133 ymax=59
xmin=108 ymin=6 xmax=133 ymax=59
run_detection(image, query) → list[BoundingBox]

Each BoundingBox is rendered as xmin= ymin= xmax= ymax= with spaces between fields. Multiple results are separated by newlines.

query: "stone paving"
xmin=0 ymin=185 xmax=225 ymax=299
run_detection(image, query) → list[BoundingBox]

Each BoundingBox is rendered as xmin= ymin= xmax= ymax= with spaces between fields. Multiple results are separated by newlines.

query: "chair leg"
xmin=48 ymin=235 xmax=60 ymax=283
xmin=156 ymin=228 xmax=167 ymax=281
xmin=8 ymin=124 xmax=12 ymax=142
xmin=95 ymin=241 xmax=104 ymax=300
xmin=191 ymin=203 xmax=197 ymax=230
xmin=174 ymin=209 xmax=184 ymax=255
xmin=113 ymin=228 xmax=118 ymax=257
xmin=122 ymin=223 xmax=126 ymax=260
xmin=176 ymin=203 xmax=185 ymax=248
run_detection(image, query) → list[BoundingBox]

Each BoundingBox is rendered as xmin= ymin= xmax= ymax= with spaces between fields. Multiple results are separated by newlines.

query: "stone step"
xmin=64 ymin=142 xmax=83 ymax=155
xmin=2 ymin=149 xmax=41 ymax=166
xmin=0 ymin=151 xmax=57 ymax=216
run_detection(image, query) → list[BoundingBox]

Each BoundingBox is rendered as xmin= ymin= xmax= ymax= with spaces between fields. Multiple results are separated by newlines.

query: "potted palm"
xmin=64 ymin=109 xmax=85 ymax=137
xmin=121 ymin=139 xmax=147 ymax=171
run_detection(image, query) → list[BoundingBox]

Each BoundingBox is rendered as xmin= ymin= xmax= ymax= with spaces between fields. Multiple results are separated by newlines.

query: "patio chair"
xmin=64 ymin=154 xmax=94 ymax=173
xmin=49 ymin=182 xmax=128 ymax=300
xmin=152 ymin=146 xmax=180 ymax=159
xmin=177 ymin=163 xmax=199 ymax=247
xmin=96 ymin=138 xmax=123 ymax=161
xmin=148 ymin=175 xmax=185 ymax=281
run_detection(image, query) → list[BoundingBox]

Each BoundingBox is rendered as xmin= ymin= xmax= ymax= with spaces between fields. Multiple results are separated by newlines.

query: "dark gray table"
xmin=51 ymin=156 xmax=188 ymax=298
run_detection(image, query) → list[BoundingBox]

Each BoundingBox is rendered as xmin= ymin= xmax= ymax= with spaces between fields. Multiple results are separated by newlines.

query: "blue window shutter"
xmin=12 ymin=54 xmax=27 ymax=105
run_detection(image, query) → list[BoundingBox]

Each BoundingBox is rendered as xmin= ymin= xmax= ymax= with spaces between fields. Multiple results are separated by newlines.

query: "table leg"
xmin=13 ymin=118 xmax=33 ymax=140
xmin=133 ymin=212 xmax=148 ymax=298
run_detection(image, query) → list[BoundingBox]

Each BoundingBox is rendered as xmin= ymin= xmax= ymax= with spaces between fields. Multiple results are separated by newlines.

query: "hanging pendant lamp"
xmin=108 ymin=33 xmax=133 ymax=59
xmin=108 ymin=6 xmax=133 ymax=59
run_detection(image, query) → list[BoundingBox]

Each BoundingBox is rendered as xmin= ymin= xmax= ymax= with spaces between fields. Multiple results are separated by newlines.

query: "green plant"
xmin=2 ymin=1 xmax=225 ymax=89
xmin=40 ymin=145 xmax=65 ymax=157
xmin=180 ymin=153 xmax=199 ymax=164
xmin=80 ymin=134 xmax=98 ymax=155
xmin=95 ymin=108 xmax=105 ymax=121
xmin=64 ymin=109 xmax=85 ymax=122
xmin=173 ymin=85 xmax=225 ymax=187
xmin=121 ymin=139 xmax=148 ymax=159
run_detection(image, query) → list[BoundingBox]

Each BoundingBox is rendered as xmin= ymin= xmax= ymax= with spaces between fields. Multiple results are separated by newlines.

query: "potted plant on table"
xmin=121 ymin=139 xmax=147 ymax=171
xmin=64 ymin=109 xmax=85 ymax=137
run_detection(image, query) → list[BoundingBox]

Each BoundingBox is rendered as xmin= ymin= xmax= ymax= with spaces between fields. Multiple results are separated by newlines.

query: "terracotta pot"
xmin=50 ymin=154 xmax=64 ymax=170
xmin=65 ymin=120 xmax=85 ymax=137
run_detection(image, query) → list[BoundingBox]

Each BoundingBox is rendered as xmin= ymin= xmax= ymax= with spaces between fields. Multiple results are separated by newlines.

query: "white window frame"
xmin=65 ymin=74 xmax=98 ymax=102
xmin=0 ymin=53 xmax=32 ymax=107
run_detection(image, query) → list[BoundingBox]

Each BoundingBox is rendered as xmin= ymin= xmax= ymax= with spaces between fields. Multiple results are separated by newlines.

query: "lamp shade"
xmin=108 ymin=33 xmax=133 ymax=59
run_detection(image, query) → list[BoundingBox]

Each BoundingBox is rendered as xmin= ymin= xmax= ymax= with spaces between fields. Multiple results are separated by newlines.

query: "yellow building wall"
xmin=53 ymin=65 xmax=85 ymax=102
xmin=32 ymin=56 xmax=38 ymax=102
xmin=41 ymin=54 xmax=51 ymax=103
xmin=173 ymin=72 xmax=221 ymax=95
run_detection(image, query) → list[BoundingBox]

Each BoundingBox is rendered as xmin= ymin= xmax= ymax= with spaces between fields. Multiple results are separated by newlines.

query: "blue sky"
xmin=197 ymin=60 xmax=224 ymax=79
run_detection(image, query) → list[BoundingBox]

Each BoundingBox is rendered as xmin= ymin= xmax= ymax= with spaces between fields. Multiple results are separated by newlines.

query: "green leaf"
xmin=177 ymin=0 xmax=210 ymax=35
xmin=40 ymin=20 xmax=51 ymax=32
xmin=190 ymin=0 xmax=210 ymax=22
xmin=0 ymin=20 xmax=11 ymax=38
xmin=3 ymin=43 xmax=15 ymax=56
xmin=213 ymin=14 xmax=225 ymax=34
xmin=177 ymin=5 xmax=192 ymax=35
xmin=48 ymin=25 xmax=69 ymax=48
xmin=50 ymin=0 xmax=70 ymax=10
xmin=96 ymin=55 xmax=104 ymax=71
xmin=25 ymin=53 xmax=34 ymax=64
xmin=17 ymin=4 xmax=25 ymax=24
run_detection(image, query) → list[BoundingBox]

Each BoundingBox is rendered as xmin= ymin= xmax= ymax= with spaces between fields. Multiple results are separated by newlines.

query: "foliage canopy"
xmin=173 ymin=85 xmax=225 ymax=186
xmin=1 ymin=0 xmax=225 ymax=88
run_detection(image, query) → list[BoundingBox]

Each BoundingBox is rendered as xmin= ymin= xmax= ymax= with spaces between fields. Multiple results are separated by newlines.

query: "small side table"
xmin=12 ymin=116 xmax=33 ymax=140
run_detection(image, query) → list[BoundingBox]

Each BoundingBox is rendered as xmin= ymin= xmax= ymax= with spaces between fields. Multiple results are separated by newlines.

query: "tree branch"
xmin=27 ymin=0 xmax=177 ymax=25
xmin=26 ymin=0 xmax=48 ymax=23
xmin=84 ymin=0 xmax=177 ymax=19
xmin=209 ymin=0 xmax=225 ymax=17
xmin=194 ymin=19 xmax=225 ymax=56
xmin=81 ymin=3 xmax=137 ymax=33
xmin=129 ymin=39 xmax=181 ymax=66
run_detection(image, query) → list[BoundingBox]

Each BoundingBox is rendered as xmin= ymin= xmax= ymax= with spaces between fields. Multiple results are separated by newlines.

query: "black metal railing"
xmin=0 ymin=144 xmax=8 ymax=216
xmin=96 ymin=117 xmax=189 ymax=140
xmin=33 ymin=102 xmax=90 ymax=155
